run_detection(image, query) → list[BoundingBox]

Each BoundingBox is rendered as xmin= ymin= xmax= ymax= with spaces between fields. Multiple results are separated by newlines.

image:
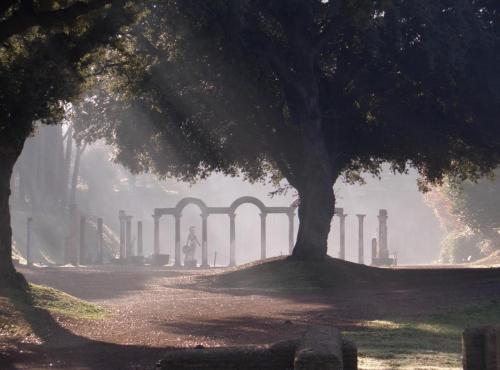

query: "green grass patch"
xmin=27 ymin=284 xmax=107 ymax=320
xmin=345 ymin=300 xmax=500 ymax=369
xmin=214 ymin=257 xmax=385 ymax=290
xmin=0 ymin=283 xmax=106 ymax=341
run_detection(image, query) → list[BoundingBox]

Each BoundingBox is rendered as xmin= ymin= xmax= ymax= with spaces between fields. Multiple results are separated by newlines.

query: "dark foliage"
xmin=75 ymin=0 xmax=500 ymax=260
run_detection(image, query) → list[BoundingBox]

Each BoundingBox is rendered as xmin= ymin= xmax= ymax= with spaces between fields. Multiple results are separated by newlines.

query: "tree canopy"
xmin=75 ymin=0 xmax=500 ymax=260
xmin=447 ymin=171 xmax=500 ymax=240
xmin=0 ymin=0 xmax=137 ymax=285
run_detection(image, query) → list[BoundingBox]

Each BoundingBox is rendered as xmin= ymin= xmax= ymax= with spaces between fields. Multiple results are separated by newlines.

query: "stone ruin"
xmin=108 ymin=196 xmax=392 ymax=268
xmin=22 ymin=194 xmax=392 ymax=267
xmin=150 ymin=196 xmax=389 ymax=268
xmin=463 ymin=326 xmax=500 ymax=370
xmin=157 ymin=324 xmax=500 ymax=369
xmin=156 ymin=326 xmax=357 ymax=370
xmin=370 ymin=209 xmax=396 ymax=267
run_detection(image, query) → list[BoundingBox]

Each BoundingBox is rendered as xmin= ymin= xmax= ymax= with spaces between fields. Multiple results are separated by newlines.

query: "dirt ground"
xmin=3 ymin=258 xmax=500 ymax=369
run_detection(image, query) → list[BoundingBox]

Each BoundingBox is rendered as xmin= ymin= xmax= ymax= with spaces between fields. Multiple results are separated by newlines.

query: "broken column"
xmin=125 ymin=215 xmax=133 ymax=259
xmin=229 ymin=212 xmax=236 ymax=267
xmin=137 ymin=220 xmax=143 ymax=256
xmin=201 ymin=213 xmax=209 ymax=268
xmin=371 ymin=238 xmax=377 ymax=265
xmin=356 ymin=214 xmax=365 ymax=264
xmin=118 ymin=210 xmax=126 ymax=260
xmin=377 ymin=209 xmax=389 ymax=259
xmin=260 ymin=212 xmax=267 ymax=260
xmin=67 ymin=204 xmax=79 ymax=265
xmin=336 ymin=208 xmax=347 ymax=260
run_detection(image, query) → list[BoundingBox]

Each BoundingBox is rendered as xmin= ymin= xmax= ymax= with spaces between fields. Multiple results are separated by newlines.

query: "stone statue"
xmin=183 ymin=226 xmax=200 ymax=267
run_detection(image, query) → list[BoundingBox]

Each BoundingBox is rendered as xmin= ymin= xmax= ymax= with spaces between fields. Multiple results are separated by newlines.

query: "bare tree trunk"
xmin=51 ymin=125 xmax=65 ymax=208
xmin=62 ymin=126 xmax=73 ymax=209
xmin=69 ymin=142 xmax=85 ymax=207
xmin=0 ymin=140 xmax=28 ymax=289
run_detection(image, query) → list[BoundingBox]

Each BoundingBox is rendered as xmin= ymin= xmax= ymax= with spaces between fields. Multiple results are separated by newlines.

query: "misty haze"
xmin=1 ymin=1 xmax=499 ymax=370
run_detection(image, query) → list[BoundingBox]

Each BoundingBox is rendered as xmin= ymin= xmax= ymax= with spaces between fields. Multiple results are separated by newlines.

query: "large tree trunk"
xmin=292 ymin=155 xmax=336 ymax=261
xmin=0 ymin=140 xmax=28 ymax=289
xmin=284 ymin=67 xmax=337 ymax=261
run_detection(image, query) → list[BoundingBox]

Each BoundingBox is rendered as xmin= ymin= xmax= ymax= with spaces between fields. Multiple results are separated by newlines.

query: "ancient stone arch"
xmin=152 ymin=197 xmax=377 ymax=267
xmin=229 ymin=196 xmax=267 ymax=214
xmin=229 ymin=196 xmax=270 ymax=263
xmin=175 ymin=197 xmax=209 ymax=216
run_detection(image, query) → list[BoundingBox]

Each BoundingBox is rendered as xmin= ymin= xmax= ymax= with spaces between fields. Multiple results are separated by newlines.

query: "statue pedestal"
xmin=184 ymin=259 xmax=197 ymax=268
xmin=129 ymin=255 xmax=144 ymax=266
xmin=371 ymin=257 xmax=395 ymax=267
xmin=152 ymin=254 xmax=170 ymax=266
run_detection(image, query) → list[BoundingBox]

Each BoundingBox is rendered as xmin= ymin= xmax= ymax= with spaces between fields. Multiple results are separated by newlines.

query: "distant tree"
xmin=0 ymin=0 xmax=135 ymax=287
xmin=13 ymin=125 xmax=67 ymax=210
xmin=447 ymin=170 xmax=500 ymax=241
xmin=425 ymin=172 xmax=500 ymax=263
xmin=76 ymin=0 xmax=500 ymax=261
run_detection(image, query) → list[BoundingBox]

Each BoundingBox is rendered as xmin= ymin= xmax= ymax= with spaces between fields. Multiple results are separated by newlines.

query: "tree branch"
xmin=0 ymin=0 xmax=117 ymax=44
xmin=221 ymin=2 xmax=293 ymax=84
xmin=0 ymin=0 xmax=18 ymax=17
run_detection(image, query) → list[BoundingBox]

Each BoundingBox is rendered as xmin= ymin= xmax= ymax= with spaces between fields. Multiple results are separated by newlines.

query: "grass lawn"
xmin=0 ymin=283 xmax=106 ymax=340
xmin=346 ymin=300 xmax=500 ymax=369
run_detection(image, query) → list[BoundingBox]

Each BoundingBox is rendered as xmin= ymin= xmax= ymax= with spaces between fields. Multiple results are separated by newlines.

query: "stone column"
xmin=79 ymin=215 xmax=86 ymax=265
xmin=174 ymin=214 xmax=181 ymax=267
xmin=97 ymin=217 xmax=103 ymax=264
xmin=68 ymin=204 xmax=78 ymax=265
xmin=137 ymin=221 xmax=143 ymax=256
xmin=378 ymin=209 xmax=389 ymax=259
xmin=26 ymin=217 xmax=32 ymax=267
xmin=118 ymin=210 xmax=126 ymax=260
xmin=337 ymin=208 xmax=347 ymax=260
xmin=201 ymin=213 xmax=209 ymax=268
xmin=371 ymin=238 xmax=378 ymax=264
xmin=288 ymin=211 xmax=295 ymax=254
xmin=153 ymin=214 xmax=160 ymax=255
xmin=356 ymin=214 xmax=366 ymax=264
xmin=125 ymin=215 xmax=133 ymax=258
xmin=260 ymin=212 xmax=267 ymax=260
xmin=229 ymin=213 xmax=236 ymax=267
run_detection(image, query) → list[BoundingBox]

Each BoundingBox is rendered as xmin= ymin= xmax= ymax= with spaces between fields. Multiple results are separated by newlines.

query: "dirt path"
xmin=3 ymin=262 xmax=500 ymax=369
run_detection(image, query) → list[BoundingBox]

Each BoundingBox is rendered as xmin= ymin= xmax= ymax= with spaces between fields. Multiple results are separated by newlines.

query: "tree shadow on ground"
xmin=18 ymin=265 xmax=188 ymax=300
xmin=0 ymin=287 xmax=173 ymax=370
xmin=156 ymin=309 xmax=362 ymax=346
xmin=163 ymin=258 xmax=500 ymax=320
xmin=158 ymin=298 xmax=500 ymax=367
xmin=154 ymin=307 xmax=463 ymax=363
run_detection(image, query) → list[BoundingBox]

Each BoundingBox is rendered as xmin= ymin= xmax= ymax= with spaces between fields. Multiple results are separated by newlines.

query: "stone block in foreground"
xmin=463 ymin=326 xmax=500 ymax=370
xmin=156 ymin=326 xmax=357 ymax=370
xmin=157 ymin=339 xmax=297 ymax=370
xmin=294 ymin=326 xmax=343 ymax=370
